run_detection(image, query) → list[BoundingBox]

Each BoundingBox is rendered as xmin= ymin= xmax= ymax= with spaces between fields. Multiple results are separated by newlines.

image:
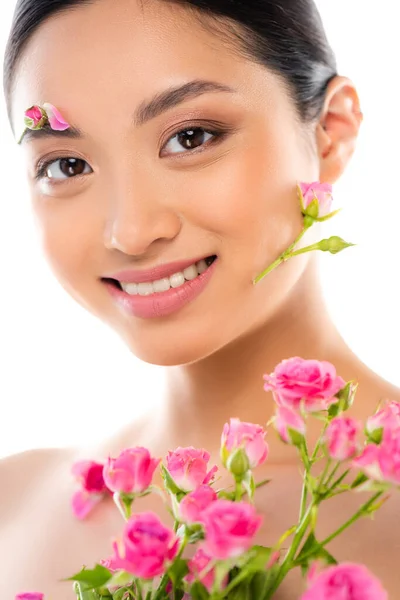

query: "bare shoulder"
xmin=0 ymin=447 xmax=75 ymax=516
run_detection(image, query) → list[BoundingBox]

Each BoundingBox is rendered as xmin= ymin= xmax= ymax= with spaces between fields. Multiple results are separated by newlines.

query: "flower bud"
xmin=24 ymin=105 xmax=48 ymax=130
xmin=274 ymin=406 xmax=306 ymax=446
xmin=317 ymin=236 xmax=355 ymax=254
xmin=226 ymin=447 xmax=250 ymax=477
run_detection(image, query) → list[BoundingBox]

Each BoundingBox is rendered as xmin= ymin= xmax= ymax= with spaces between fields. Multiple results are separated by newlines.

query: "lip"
xmin=103 ymin=257 xmax=218 ymax=319
xmin=104 ymin=255 xmax=215 ymax=284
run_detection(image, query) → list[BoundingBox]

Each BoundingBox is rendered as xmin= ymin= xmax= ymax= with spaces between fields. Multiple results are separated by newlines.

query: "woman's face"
xmin=12 ymin=0 xmax=324 ymax=365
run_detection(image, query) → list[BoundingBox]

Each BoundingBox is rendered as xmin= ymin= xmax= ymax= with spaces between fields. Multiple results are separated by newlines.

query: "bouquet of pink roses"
xmin=17 ymin=183 xmax=395 ymax=600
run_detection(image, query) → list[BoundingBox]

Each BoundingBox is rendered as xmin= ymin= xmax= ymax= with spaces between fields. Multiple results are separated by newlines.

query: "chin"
xmin=118 ymin=320 xmax=236 ymax=367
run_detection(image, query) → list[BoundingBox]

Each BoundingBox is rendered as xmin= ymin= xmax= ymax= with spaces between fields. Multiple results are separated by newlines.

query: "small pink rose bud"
xmin=179 ymin=484 xmax=217 ymax=525
xmin=42 ymin=102 xmax=71 ymax=131
xmin=298 ymin=181 xmax=334 ymax=219
xmin=103 ymin=446 xmax=160 ymax=495
xmin=107 ymin=512 xmax=179 ymax=579
xmin=221 ymin=418 xmax=268 ymax=472
xmin=301 ymin=562 xmax=388 ymax=600
xmin=71 ymin=459 xmax=112 ymax=520
xmin=165 ymin=447 xmax=218 ymax=493
xmin=324 ymin=416 xmax=361 ymax=461
xmin=366 ymin=400 xmax=400 ymax=444
xmin=274 ymin=406 xmax=306 ymax=446
xmin=353 ymin=427 xmax=400 ymax=486
xmin=201 ymin=499 xmax=263 ymax=560
xmin=186 ymin=548 xmax=229 ymax=593
xmin=264 ymin=357 xmax=346 ymax=413
xmin=15 ymin=594 xmax=44 ymax=600
xmin=23 ymin=105 xmax=47 ymax=130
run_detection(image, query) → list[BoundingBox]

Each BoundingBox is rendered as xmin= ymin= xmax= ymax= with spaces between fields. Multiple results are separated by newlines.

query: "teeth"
xmin=138 ymin=282 xmax=154 ymax=296
xmin=153 ymin=278 xmax=170 ymax=293
xmin=170 ymin=272 xmax=185 ymax=288
xmin=196 ymin=259 xmax=208 ymax=274
xmin=183 ymin=264 xmax=198 ymax=280
xmin=120 ymin=258 xmax=215 ymax=295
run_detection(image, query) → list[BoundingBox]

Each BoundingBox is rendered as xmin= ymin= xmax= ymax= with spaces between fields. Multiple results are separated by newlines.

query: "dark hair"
xmin=3 ymin=0 xmax=337 ymax=134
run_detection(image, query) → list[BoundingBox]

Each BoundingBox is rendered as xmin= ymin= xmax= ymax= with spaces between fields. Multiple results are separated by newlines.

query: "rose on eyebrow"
xmin=17 ymin=102 xmax=70 ymax=144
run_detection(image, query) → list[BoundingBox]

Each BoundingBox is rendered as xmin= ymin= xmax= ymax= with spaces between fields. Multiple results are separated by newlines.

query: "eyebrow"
xmin=19 ymin=79 xmax=237 ymax=145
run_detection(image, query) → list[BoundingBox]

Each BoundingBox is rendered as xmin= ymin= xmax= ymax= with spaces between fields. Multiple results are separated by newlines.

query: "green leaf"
xmin=190 ymin=581 xmax=210 ymax=600
xmin=296 ymin=532 xmax=338 ymax=574
xmin=168 ymin=558 xmax=189 ymax=587
xmin=242 ymin=545 xmax=273 ymax=572
xmin=350 ymin=472 xmax=369 ymax=489
xmin=249 ymin=569 xmax=280 ymax=600
xmin=63 ymin=564 xmax=113 ymax=587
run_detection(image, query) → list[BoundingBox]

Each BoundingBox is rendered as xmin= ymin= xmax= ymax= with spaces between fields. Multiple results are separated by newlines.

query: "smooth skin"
xmin=2 ymin=0 xmax=400 ymax=598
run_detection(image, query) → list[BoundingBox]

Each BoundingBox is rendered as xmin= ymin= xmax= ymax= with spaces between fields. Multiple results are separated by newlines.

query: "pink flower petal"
xmin=42 ymin=102 xmax=70 ymax=131
xmin=71 ymin=489 xmax=103 ymax=520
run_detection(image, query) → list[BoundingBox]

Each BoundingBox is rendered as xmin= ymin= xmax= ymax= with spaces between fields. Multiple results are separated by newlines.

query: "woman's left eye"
xmin=161 ymin=126 xmax=226 ymax=156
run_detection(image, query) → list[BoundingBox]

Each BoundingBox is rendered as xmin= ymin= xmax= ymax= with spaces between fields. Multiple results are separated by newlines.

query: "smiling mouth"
xmin=103 ymin=255 xmax=217 ymax=295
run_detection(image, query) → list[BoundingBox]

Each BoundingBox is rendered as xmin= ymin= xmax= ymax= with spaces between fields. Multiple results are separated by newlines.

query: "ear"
xmin=316 ymin=75 xmax=363 ymax=184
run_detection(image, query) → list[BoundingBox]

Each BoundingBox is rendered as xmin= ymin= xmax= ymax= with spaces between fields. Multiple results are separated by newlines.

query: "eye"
xmin=161 ymin=125 xmax=227 ymax=156
xmin=34 ymin=157 xmax=93 ymax=182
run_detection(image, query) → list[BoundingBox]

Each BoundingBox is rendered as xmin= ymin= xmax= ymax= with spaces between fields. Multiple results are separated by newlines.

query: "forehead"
xmin=11 ymin=0 xmax=287 ymax=137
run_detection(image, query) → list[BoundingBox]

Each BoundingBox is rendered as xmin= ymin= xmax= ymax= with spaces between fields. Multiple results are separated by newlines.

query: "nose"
xmin=103 ymin=182 xmax=182 ymax=256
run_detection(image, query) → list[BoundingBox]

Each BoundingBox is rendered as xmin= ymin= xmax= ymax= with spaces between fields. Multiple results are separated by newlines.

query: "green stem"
xmin=289 ymin=242 xmax=324 ymax=258
xmin=293 ymin=491 xmax=384 ymax=566
xmin=299 ymin=442 xmax=310 ymax=521
xmin=253 ymin=226 xmax=309 ymax=284
xmin=317 ymin=458 xmax=332 ymax=494
xmin=266 ymin=502 xmax=315 ymax=597
xmin=235 ymin=478 xmax=243 ymax=502
xmin=318 ymin=491 xmax=383 ymax=548
xmin=324 ymin=462 xmax=341 ymax=488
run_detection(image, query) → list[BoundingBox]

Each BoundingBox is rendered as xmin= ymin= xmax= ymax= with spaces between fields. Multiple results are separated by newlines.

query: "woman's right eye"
xmin=34 ymin=157 xmax=93 ymax=183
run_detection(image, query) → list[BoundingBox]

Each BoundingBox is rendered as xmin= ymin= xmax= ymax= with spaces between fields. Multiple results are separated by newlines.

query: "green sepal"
xmin=161 ymin=464 xmax=181 ymax=495
xmin=366 ymin=427 xmax=383 ymax=445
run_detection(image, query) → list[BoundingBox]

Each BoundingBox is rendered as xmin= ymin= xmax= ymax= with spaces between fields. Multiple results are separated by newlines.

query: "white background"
xmin=0 ymin=1 xmax=399 ymax=459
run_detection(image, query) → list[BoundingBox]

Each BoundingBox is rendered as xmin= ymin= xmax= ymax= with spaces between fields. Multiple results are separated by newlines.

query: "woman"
xmin=2 ymin=0 xmax=400 ymax=598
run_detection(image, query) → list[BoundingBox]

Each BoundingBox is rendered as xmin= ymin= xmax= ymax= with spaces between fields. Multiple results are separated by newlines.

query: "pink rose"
xmin=274 ymin=406 xmax=306 ymax=445
xmin=264 ymin=357 xmax=346 ymax=412
xmin=301 ymin=562 xmax=388 ymax=599
xmin=186 ymin=548 xmax=228 ymax=593
xmin=352 ymin=426 xmax=400 ymax=486
xmin=179 ymin=485 xmax=217 ymax=525
xmin=366 ymin=400 xmax=400 ymax=442
xmin=324 ymin=417 xmax=360 ymax=461
xmin=15 ymin=595 xmax=44 ymax=600
xmin=165 ymin=447 xmax=218 ymax=492
xmin=71 ymin=459 xmax=112 ymax=520
xmin=24 ymin=105 xmax=46 ymax=129
xmin=103 ymin=447 xmax=160 ymax=494
xmin=107 ymin=512 xmax=179 ymax=578
xmin=42 ymin=102 xmax=71 ymax=131
xmin=221 ymin=418 xmax=269 ymax=470
xmin=299 ymin=181 xmax=333 ymax=218
xmin=201 ymin=500 xmax=263 ymax=560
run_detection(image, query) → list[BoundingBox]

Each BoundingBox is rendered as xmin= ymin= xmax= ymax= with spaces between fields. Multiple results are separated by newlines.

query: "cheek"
xmin=174 ymin=133 xmax=306 ymax=272
xmin=32 ymin=199 xmax=96 ymax=297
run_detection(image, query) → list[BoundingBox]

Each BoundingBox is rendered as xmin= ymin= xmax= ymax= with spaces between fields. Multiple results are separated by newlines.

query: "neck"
xmin=156 ymin=258 xmax=352 ymax=463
